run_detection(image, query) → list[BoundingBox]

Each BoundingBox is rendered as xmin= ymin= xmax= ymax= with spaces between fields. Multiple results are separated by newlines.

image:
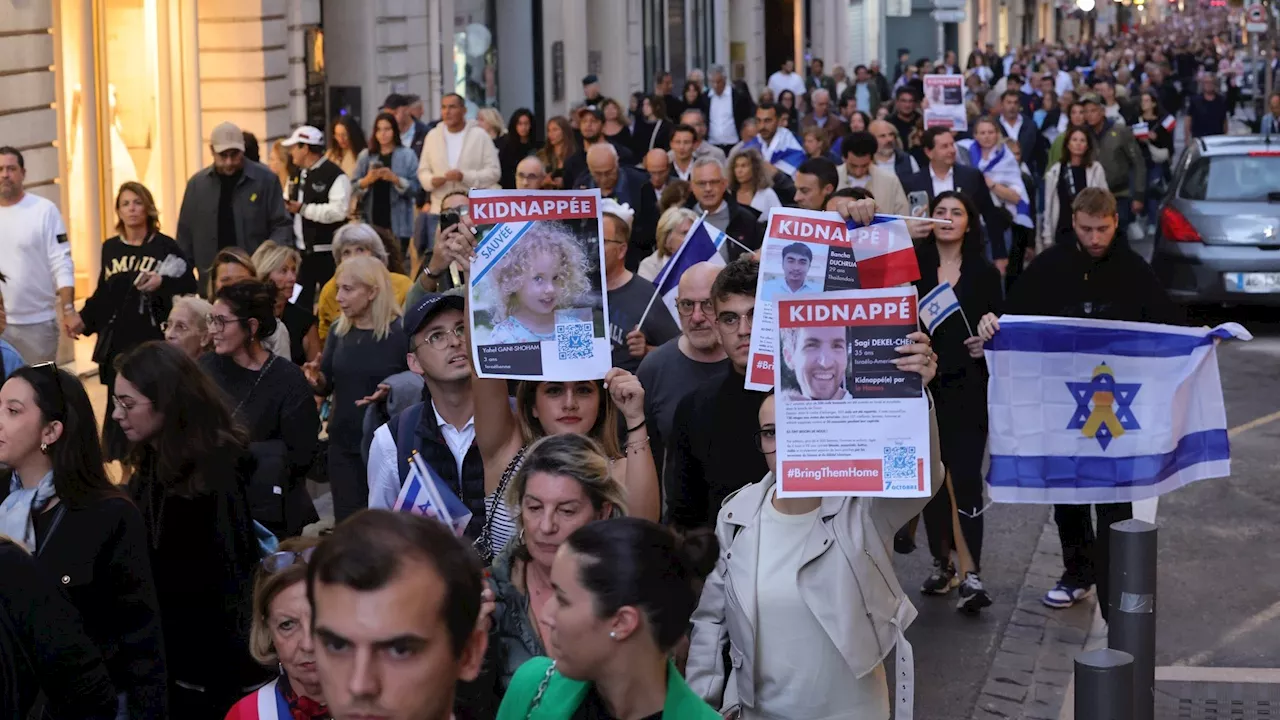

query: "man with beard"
xmin=781 ymin=326 xmax=850 ymax=401
xmin=637 ymin=262 xmax=729 ymax=476
xmin=0 ymin=147 xmax=79 ymax=363
xmin=310 ymin=511 xmax=487 ymax=720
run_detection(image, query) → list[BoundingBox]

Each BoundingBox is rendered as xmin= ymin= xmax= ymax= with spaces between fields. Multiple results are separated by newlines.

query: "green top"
xmin=496 ymin=657 xmax=722 ymax=720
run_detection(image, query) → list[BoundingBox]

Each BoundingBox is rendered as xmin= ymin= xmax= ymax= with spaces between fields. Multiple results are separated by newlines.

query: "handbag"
xmin=523 ymin=660 xmax=557 ymax=720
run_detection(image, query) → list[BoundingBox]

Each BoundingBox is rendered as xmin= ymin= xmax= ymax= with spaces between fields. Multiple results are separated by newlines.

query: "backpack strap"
xmin=395 ymin=403 xmax=428 ymax=485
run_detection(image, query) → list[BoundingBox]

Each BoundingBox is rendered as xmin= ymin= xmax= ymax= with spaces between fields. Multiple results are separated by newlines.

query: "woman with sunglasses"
xmin=201 ymin=279 xmax=320 ymax=537
xmin=0 ymin=363 xmax=167 ymax=718
xmin=113 ymin=341 xmax=266 ymax=718
xmin=224 ymin=538 xmax=326 ymax=720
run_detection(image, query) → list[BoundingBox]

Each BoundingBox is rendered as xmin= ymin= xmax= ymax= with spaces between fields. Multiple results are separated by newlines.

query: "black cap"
xmin=582 ymin=74 xmax=599 ymax=86
xmin=404 ymin=292 xmax=466 ymax=347
xmin=576 ymin=104 xmax=604 ymax=121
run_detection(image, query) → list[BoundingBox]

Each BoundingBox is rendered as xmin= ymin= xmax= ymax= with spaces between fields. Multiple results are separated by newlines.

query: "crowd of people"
xmin=0 ymin=11 xmax=1244 ymax=719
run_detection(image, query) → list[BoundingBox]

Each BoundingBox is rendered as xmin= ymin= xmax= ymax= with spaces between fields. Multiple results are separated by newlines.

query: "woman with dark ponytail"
xmin=496 ymin=517 xmax=721 ymax=719
xmin=200 ymin=279 xmax=319 ymax=536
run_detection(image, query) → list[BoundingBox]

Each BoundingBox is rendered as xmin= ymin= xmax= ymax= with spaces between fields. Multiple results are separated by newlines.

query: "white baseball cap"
xmin=282 ymin=125 xmax=325 ymax=147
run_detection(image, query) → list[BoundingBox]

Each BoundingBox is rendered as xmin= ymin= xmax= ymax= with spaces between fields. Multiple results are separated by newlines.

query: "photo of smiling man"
xmin=780 ymin=325 xmax=851 ymax=401
xmin=761 ymin=242 xmax=823 ymax=300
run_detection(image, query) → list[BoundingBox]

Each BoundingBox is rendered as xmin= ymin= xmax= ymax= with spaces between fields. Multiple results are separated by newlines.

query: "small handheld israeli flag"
xmin=919 ymin=282 xmax=964 ymax=335
xmin=393 ymin=453 xmax=473 ymax=537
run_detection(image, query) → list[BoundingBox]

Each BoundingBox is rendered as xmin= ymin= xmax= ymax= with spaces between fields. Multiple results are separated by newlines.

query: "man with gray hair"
xmin=684 ymin=156 xmax=762 ymax=260
xmin=801 ymin=88 xmax=845 ymax=148
xmin=577 ymin=143 xmax=657 ymax=270
xmin=679 ymin=108 xmax=728 ymax=164
xmin=707 ymin=64 xmax=755 ymax=155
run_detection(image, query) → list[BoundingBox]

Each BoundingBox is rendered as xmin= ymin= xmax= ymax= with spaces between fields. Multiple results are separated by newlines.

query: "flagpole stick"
xmin=727 ymin=236 xmax=755 ymax=254
xmin=637 ymin=210 xmax=709 ymax=329
xmin=957 ymin=304 xmax=976 ymax=337
xmin=878 ymin=214 xmax=953 ymax=224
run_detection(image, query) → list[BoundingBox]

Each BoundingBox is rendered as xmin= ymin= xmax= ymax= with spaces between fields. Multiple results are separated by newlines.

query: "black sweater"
xmin=200 ymin=351 xmax=320 ymax=534
xmin=665 ymin=369 xmax=769 ymax=529
xmin=915 ymin=242 xmax=1003 ymax=379
xmin=80 ymin=234 xmax=198 ymax=362
xmin=1006 ymin=236 xmax=1183 ymax=324
xmin=129 ymin=444 xmax=267 ymax=696
xmin=0 ymin=540 xmax=118 ymax=719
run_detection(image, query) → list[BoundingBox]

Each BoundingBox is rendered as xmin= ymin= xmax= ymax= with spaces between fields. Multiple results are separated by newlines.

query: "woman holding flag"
xmin=913 ymin=190 xmax=1002 ymax=612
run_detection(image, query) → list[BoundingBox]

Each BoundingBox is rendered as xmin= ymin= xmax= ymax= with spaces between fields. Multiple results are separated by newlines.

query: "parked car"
xmin=1151 ymin=136 xmax=1280 ymax=306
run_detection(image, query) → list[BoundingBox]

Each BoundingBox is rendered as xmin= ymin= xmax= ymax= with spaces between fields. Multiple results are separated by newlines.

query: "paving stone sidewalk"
xmin=970 ymin=520 xmax=1098 ymax=720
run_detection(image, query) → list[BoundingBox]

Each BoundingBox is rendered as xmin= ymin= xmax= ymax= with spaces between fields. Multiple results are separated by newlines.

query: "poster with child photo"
xmin=467 ymin=189 xmax=611 ymax=380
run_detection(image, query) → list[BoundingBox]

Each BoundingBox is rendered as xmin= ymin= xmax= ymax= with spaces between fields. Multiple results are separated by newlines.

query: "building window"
xmin=642 ymin=0 xmax=667 ymax=91
xmin=453 ymin=0 xmax=498 ymax=114
xmin=689 ymin=0 xmax=716 ymax=73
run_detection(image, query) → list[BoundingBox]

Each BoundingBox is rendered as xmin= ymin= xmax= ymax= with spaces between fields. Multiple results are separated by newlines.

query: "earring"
xmin=518 ymin=528 xmax=525 ymax=544
xmin=609 ymin=631 xmax=617 ymax=640
xmin=39 ymin=442 xmax=48 ymax=455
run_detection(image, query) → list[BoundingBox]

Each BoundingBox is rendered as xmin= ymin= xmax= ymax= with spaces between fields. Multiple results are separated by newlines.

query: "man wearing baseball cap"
xmin=366 ymin=288 xmax=486 ymax=542
xmin=282 ymin=124 xmax=353 ymax=309
xmin=176 ymin=120 xmax=292 ymax=281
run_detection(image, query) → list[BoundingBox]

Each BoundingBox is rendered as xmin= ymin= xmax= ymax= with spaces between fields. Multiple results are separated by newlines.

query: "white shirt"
xmin=749 ymin=187 xmax=783 ymax=216
xmin=400 ymin=124 xmax=417 ymax=150
xmin=1000 ymin=114 xmax=1025 ymax=141
xmin=1054 ymin=69 xmax=1074 ymax=96
xmin=767 ymin=70 xmax=806 ymax=99
xmin=0 ymin=193 xmax=74 ymax=325
xmin=930 ymin=165 xmax=955 ymax=196
xmin=292 ymin=156 xmax=353 ymax=251
xmin=671 ymin=155 xmax=694 ymax=181
xmin=444 ymin=128 xmax=466 ymax=168
xmin=745 ymin=490 xmax=889 ymax=720
xmin=708 ymin=87 xmax=738 ymax=145
xmin=367 ymin=402 xmax=476 ymax=510
xmin=844 ymin=169 xmax=871 ymax=189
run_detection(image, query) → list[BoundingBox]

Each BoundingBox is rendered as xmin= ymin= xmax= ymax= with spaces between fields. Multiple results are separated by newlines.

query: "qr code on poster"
xmin=882 ymin=445 xmax=917 ymax=481
xmin=557 ymin=322 xmax=595 ymax=361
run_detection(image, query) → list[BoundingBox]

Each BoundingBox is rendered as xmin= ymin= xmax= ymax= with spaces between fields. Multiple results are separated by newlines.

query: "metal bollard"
xmin=1075 ymin=648 xmax=1135 ymax=719
xmin=1108 ymin=518 xmax=1158 ymax=720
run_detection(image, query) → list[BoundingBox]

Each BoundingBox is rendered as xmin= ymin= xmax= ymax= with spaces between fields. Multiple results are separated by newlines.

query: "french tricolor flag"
xmin=846 ymin=215 xmax=921 ymax=289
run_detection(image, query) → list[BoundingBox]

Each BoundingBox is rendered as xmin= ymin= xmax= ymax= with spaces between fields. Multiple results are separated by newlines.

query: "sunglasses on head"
xmin=261 ymin=546 xmax=316 ymax=573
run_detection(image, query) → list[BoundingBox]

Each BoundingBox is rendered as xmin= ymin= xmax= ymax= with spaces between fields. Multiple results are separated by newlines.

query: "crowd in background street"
xmin=0 ymin=9 xmax=1251 ymax=719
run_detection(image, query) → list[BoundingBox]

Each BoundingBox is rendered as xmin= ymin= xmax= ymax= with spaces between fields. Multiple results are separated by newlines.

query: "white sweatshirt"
xmin=0 ymin=193 xmax=75 ymax=325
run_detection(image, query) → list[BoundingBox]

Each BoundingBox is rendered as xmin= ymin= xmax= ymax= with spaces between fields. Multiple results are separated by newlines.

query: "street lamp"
xmin=1077 ymin=0 xmax=1096 ymax=10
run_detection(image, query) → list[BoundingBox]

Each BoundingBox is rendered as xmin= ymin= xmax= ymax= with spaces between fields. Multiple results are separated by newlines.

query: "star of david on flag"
xmin=983 ymin=316 xmax=1250 ymax=504
xmin=393 ymin=453 xmax=472 ymax=537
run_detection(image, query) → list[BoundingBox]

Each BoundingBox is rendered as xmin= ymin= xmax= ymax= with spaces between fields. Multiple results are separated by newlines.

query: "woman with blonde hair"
xmin=71 ymin=180 xmax=197 ymax=458
xmin=315 ymin=223 xmax=414 ymax=342
xmin=728 ymin=147 xmax=782 ymax=216
xmin=483 ymin=434 xmax=629 ymax=697
xmin=267 ymin=140 xmax=293 ymax=193
xmin=302 ymin=255 xmax=408 ymax=522
xmin=223 ymin=537 xmax=326 ymax=719
xmin=477 ymin=107 xmax=507 ymax=141
xmin=638 ymin=207 xmax=700 ymax=281
xmin=252 ymin=240 xmax=321 ymax=365
xmin=163 ymin=294 xmax=214 ymax=359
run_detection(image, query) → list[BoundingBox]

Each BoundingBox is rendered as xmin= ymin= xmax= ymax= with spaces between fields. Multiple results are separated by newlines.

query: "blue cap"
xmin=404 ymin=292 xmax=466 ymax=348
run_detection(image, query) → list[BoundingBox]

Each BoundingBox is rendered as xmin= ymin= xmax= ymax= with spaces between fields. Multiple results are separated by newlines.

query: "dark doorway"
xmin=765 ymin=0 xmax=796 ymax=78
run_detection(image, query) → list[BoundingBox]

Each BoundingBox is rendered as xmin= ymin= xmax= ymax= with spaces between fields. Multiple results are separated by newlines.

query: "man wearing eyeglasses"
xmin=366 ymin=289 xmax=486 ymax=542
xmin=665 ymin=256 xmax=769 ymax=530
xmin=636 ymin=262 xmax=729 ymax=477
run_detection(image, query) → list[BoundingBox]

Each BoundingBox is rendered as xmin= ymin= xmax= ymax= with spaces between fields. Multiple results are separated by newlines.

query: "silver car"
xmin=1151 ymin=136 xmax=1280 ymax=306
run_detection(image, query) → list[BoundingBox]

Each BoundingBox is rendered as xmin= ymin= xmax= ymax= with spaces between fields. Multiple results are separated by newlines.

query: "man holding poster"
xmin=467 ymin=189 xmax=611 ymax=380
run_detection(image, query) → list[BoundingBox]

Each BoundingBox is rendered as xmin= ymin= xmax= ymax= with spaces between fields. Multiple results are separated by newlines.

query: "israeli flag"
xmin=984 ymin=316 xmax=1251 ymax=505
xmin=393 ymin=453 xmax=473 ymax=537
xmin=654 ymin=214 xmax=727 ymax=320
xmin=958 ymin=138 xmax=1034 ymax=229
xmin=919 ymin=282 xmax=963 ymax=335
xmin=744 ymin=127 xmax=808 ymax=176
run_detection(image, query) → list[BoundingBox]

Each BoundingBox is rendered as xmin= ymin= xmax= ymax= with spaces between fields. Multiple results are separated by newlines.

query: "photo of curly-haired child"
xmin=471 ymin=221 xmax=603 ymax=345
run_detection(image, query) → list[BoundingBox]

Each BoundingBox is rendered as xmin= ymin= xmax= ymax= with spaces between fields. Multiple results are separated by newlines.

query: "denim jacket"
xmin=353 ymin=147 xmax=421 ymax=240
